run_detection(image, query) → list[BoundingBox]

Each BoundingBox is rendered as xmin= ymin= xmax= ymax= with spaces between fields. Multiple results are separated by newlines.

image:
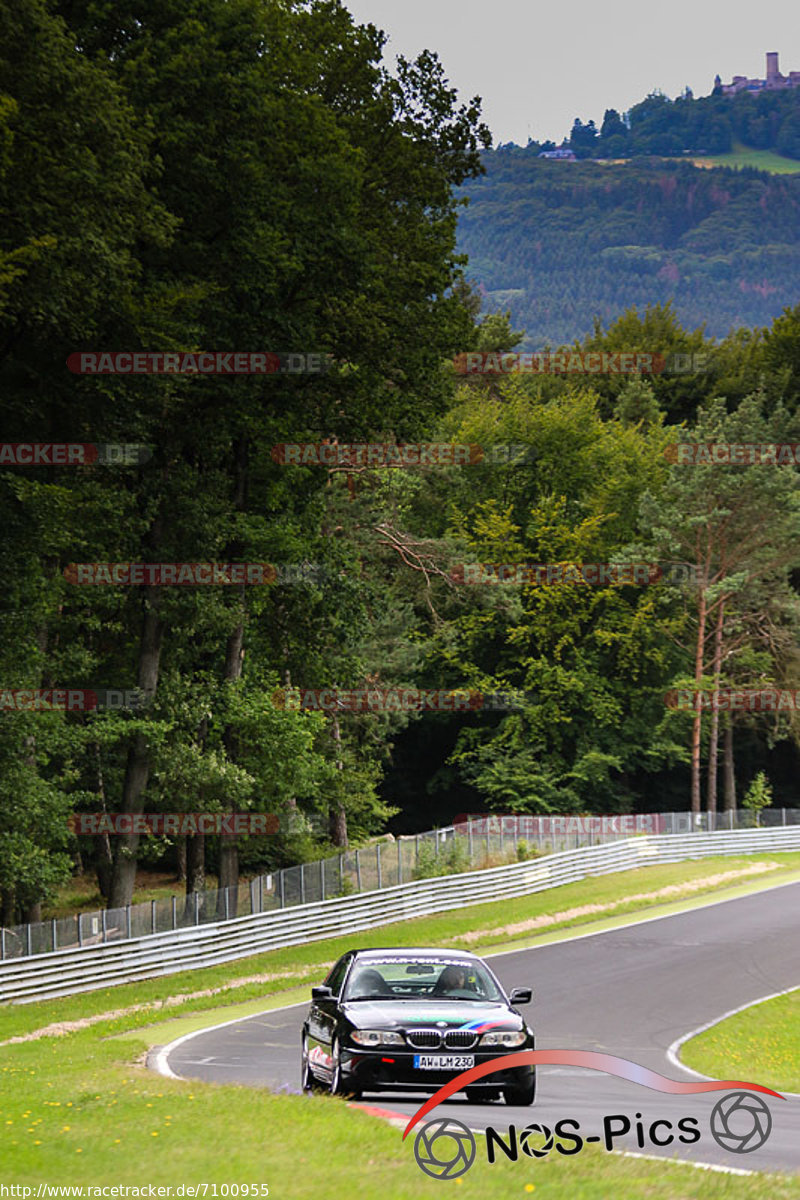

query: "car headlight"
xmin=350 ymin=1030 xmax=405 ymax=1047
xmin=479 ymin=1030 xmax=527 ymax=1047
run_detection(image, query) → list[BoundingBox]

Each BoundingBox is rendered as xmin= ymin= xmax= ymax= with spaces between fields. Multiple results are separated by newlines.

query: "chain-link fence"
xmin=2 ymin=809 xmax=798 ymax=960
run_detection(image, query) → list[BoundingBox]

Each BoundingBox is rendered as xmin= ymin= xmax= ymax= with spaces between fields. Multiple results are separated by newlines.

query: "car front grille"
xmin=405 ymin=1029 xmax=443 ymax=1049
xmin=443 ymin=1030 xmax=478 ymax=1049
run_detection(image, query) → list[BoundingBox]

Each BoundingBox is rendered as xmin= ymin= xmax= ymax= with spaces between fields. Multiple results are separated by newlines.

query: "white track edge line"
xmin=666 ymin=984 xmax=800 ymax=1097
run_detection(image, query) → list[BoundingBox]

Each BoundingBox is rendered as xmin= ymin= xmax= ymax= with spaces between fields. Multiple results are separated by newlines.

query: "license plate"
xmin=413 ymin=1054 xmax=475 ymax=1070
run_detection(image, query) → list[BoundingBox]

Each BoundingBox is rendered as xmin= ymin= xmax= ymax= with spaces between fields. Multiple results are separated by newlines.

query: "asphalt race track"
xmin=153 ymin=883 xmax=800 ymax=1174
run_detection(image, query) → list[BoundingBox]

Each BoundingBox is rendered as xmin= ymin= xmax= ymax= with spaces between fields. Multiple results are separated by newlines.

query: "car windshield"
xmin=343 ymin=956 xmax=504 ymax=1002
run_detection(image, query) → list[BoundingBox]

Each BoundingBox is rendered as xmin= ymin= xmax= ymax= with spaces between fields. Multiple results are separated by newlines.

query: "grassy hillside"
xmin=688 ymin=141 xmax=800 ymax=173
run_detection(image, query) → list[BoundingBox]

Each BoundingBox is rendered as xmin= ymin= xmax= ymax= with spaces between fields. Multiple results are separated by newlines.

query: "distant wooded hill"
xmin=456 ymin=156 xmax=800 ymax=346
xmin=521 ymin=85 xmax=800 ymax=161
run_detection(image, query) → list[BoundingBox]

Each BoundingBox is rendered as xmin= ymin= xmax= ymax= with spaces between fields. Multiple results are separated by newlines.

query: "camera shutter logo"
xmin=519 ymin=1122 xmax=554 ymax=1158
xmin=710 ymin=1092 xmax=772 ymax=1153
xmin=414 ymin=1117 xmax=476 ymax=1179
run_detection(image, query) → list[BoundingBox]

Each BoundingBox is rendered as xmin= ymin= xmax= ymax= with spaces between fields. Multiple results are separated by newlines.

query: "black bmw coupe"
xmin=301 ymin=946 xmax=535 ymax=1105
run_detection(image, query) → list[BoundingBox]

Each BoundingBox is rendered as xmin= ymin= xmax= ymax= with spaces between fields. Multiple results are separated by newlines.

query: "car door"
xmin=307 ymin=953 xmax=352 ymax=1075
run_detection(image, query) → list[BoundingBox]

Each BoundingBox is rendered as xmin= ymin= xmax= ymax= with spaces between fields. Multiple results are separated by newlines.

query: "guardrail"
xmin=5 ymin=808 xmax=797 ymax=963
xmin=1 ymin=826 xmax=798 ymax=1004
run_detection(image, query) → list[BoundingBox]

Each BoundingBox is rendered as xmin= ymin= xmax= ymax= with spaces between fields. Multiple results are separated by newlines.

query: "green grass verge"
xmin=3 ymin=853 xmax=800 ymax=1194
xmin=681 ymin=988 xmax=800 ymax=1093
xmin=689 ymin=142 xmax=800 ymax=173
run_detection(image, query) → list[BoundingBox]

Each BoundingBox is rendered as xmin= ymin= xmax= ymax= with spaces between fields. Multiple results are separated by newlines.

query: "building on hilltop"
xmin=715 ymin=51 xmax=800 ymax=95
xmin=538 ymin=146 xmax=577 ymax=160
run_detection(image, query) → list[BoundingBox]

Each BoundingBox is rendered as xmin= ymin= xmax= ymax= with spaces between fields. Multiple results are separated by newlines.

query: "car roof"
xmin=347 ymin=947 xmax=482 ymax=962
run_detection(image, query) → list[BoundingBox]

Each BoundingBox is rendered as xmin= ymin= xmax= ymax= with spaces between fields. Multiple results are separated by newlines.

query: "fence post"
xmin=52 ymin=918 xmax=58 ymax=952
xmin=1 ymin=928 xmax=5 ymax=960
xmin=172 ymin=895 xmax=177 ymax=930
xmin=782 ymin=808 xmax=786 ymax=826
xmin=77 ymin=913 xmax=82 ymax=947
xmin=300 ymin=863 xmax=306 ymax=905
xmin=321 ymin=859 xmax=325 ymax=902
xmin=101 ymin=908 xmax=107 ymax=944
xmin=194 ymin=891 xmax=200 ymax=926
xmin=259 ymin=874 xmax=264 ymax=912
xmin=126 ymin=905 xmax=132 ymax=939
xmin=355 ymin=849 xmax=362 ymax=891
xmin=279 ymin=870 xmax=285 ymax=908
xmin=27 ymin=923 xmax=33 ymax=956
xmin=151 ymin=899 xmax=157 ymax=934
xmin=224 ymin=888 xmax=230 ymax=921
xmin=376 ymin=843 xmax=382 ymax=889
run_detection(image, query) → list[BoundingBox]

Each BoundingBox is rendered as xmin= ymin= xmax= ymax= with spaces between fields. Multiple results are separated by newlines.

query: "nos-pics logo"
xmin=404 ymin=1051 xmax=782 ymax=1180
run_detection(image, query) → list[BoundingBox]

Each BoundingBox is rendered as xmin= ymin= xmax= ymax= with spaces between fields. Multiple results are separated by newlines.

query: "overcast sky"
xmin=344 ymin=0 xmax=799 ymax=145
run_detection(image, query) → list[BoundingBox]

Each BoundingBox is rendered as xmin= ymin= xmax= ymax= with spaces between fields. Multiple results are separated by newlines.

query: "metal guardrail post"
xmin=224 ymin=888 xmax=230 ymax=921
xmin=51 ymin=918 xmax=57 ymax=952
xmin=782 ymin=808 xmax=786 ymax=825
xmin=376 ymin=843 xmax=382 ymax=889
xmin=151 ymin=900 xmax=157 ymax=934
xmin=102 ymin=909 xmax=107 ymax=943
xmin=172 ymin=895 xmax=177 ymax=929
xmin=279 ymin=870 xmax=285 ymax=908
xmin=321 ymin=860 xmax=325 ymax=901
xmin=77 ymin=913 xmax=82 ymax=947
xmin=126 ymin=906 xmax=132 ymax=938
xmin=300 ymin=863 xmax=306 ymax=905
xmin=27 ymin=923 xmax=33 ymax=955
xmin=356 ymin=849 xmax=362 ymax=891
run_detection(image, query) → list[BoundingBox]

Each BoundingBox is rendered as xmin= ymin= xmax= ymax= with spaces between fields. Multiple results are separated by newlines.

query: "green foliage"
xmin=412 ymin=838 xmax=472 ymax=879
xmin=742 ymin=772 xmax=774 ymax=826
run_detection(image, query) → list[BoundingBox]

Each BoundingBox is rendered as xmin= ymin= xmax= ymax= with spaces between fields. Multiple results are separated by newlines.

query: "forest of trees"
xmin=457 ymin=156 xmax=800 ymax=346
xmin=515 ymin=82 xmax=800 ymax=161
xmin=1 ymin=0 xmax=800 ymax=925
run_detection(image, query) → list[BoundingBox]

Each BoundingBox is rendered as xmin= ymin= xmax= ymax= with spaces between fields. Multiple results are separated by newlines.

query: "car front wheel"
xmin=301 ymin=1032 xmax=316 ymax=1092
xmin=502 ymin=1071 xmax=536 ymax=1107
xmin=329 ymin=1038 xmax=361 ymax=1100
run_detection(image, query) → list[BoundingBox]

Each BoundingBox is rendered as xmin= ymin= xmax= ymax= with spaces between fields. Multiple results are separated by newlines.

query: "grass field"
xmin=687 ymin=141 xmax=800 ymax=173
xmin=681 ymin=988 xmax=800 ymax=1093
xmin=3 ymin=852 xmax=800 ymax=1196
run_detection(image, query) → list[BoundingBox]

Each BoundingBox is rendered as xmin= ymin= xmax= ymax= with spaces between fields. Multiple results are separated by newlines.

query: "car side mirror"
xmin=509 ymin=987 xmax=533 ymax=1004
xmin=311 ymin=984 xmax=333 ymax=1000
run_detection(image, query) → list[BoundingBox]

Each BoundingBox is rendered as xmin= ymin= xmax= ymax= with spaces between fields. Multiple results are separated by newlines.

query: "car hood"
xmin=342 ymin=999 xmax=523 ymax=1031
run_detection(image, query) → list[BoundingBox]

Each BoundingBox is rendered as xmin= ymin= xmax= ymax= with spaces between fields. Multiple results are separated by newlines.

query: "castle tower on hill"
xmin=717 ymin=51 xmax=800 ymax=95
